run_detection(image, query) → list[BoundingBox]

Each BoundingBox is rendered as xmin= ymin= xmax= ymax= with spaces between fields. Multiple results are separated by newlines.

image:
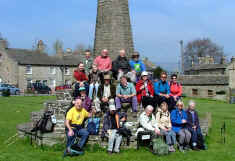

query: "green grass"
xmin=0 ymin=96 xmax=235 ymax=161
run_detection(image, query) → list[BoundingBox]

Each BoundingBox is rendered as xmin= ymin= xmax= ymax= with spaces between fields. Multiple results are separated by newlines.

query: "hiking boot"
xmin=71 ymin=145 xmax=83 ymax=152
xmin=178 ymin=146 xmax=184 ymax=152
xmin=192 ymin=146 xmax=200 ymax=151
xmin=184 ymin=145 xmax=191 ymax=151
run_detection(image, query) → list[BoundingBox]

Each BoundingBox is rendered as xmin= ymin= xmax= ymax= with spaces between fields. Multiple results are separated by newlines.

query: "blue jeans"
xmin=107 ymin=129 xmax=122 ymax=152
xmin=160 ymin=129 xmax=176 ymax=145
xmin=66 ymin=128 xmax=89 ymax=149
xmin=88 ymin=83 xmax=99 ymax=99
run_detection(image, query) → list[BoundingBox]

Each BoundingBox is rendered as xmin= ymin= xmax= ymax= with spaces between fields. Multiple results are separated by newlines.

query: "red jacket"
xmin=73 ymin=70 xmax=88 ymax=82
xmin=169 ymin=81 xmax=182 ymax=97
xmin=136 ymin=79 xmax=154 ymax=103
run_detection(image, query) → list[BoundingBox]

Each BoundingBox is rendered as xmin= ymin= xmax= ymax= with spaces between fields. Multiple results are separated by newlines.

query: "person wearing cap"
xmin=72 ymin=62 xmax=89 ymax=98
xmin=115 ymin=76 xmax=138 ymax=115
xmin=101 ymin=104 xmax=122 ymax=154
xmin=94 ymin=49 xmax=112 ymax=73
xmin=112 ymin=49 xmax=131 ymax=80
xmin=129 ymin=51 xmax=146 ymax=80
xmin=136 ymin=71 xmax=157 ymax=110
xmin=96 ymin=74 xmax=116 ymax=112
xmin=76 ymin=87 xmax=92 ymax=112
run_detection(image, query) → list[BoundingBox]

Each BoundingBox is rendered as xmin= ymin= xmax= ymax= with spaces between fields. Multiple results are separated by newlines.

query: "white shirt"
xmin=103 ymin=85 xmax=111 ymax=98
xmin=138 ymin=111 xmax=159 ymax=131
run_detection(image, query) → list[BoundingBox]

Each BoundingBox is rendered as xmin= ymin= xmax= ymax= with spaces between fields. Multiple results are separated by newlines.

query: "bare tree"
xmin=184 ymin=38 xmax=225 ymax=69
xmin=74 ymin=43 xmax=86 ymax=55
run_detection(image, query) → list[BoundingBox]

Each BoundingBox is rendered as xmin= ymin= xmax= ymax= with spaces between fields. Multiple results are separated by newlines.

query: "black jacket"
xmin=186 ymin=109 xmax=200 ymax=128
xmin=112 ymin=56 xmax=131 ymax=74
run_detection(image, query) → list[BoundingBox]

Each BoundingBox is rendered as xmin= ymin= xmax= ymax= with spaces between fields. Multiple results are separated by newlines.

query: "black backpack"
xmin=31 ymin=111 xmax=55 ymax=133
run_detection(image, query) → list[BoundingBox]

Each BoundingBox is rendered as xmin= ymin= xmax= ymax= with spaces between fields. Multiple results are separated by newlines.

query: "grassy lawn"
xmin=0 ymin=96 xmax=235 ymax=161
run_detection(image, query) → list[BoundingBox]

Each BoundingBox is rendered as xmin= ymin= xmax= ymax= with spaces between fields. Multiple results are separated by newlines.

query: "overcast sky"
xmin=1 ymin=0 xmax=235 ymax=71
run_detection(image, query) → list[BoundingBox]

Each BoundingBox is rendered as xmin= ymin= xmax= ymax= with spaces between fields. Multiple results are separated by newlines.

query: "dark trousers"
xmin=155 ymin=95 xmax=175 ymax=112
xmin=142 ymin=96 xmax=158 ymax=111
xmin=188 ymin=127 xmax=205 ymax=149
xmin=66 ymin=128 xmax=89 ymax=150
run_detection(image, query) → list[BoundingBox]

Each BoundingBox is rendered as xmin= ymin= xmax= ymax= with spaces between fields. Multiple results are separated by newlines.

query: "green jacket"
xmin=82 ymin=57 xmax=93 ymax=74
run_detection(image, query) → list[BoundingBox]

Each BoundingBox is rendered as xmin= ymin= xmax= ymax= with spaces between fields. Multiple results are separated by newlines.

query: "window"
xmin=49 ymin=67 xmax=56 ymax=74
xmin=50 ymin=79 xmax=56 ymax=87
xmin=64 ymin=67 xmax=70 ymax=75
xmin=26 ymin=79 xmax=32 ymax=88
xmin=65 ymin=80 xmax=71 ymax=85
xmin=192 ymin=89 xmax=198 ymax=96
xmin=208 ymin=90 xmax=214 ymax=97
xmin=25 ymin=65 xmax=32 ymax=74
xmin=43 ymin=80 xmax=48 ymax=86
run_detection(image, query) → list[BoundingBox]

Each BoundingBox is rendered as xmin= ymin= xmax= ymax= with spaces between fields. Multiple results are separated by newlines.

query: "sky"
xmin=1 ymin=0 xmax=235 ymax=71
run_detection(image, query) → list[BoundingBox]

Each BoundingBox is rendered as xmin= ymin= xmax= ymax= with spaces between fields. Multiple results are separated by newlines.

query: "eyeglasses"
xmin=172 ymin=78 xmax=177 ymax=80
xmin=161 ymin=76 xmax=167 ymax=79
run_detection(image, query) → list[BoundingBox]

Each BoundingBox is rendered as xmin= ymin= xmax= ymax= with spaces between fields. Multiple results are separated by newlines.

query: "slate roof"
xmin=178 ymin=75 xmax=229 ymax=85
xmin=185 ymin=64 xmax=227 ymax=72
xmin=5 ymin=48 xmax=82 ymax=66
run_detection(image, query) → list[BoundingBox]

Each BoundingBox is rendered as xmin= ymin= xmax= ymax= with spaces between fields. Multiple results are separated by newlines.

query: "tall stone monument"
xmin=94 ymin=0 xmax=134 ymax=60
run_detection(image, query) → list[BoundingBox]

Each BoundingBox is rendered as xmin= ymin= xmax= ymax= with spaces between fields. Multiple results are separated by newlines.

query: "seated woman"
xmin=186 ymin=100 xmax=206 ymax=150
xmin=136 ymin=71 xmax=157 ymax=110
xmin=102 ymin=104 xmax=122 ymax=154
xmin=88 ymin=63 xmax=101 ymax=99
xmin=156 ymin=102 xmax=176 ymax=152
xmin=171 ymin=100 xmax=191 ymax=152
xmin=169 ymin=74 xmax=182 ymax=109
xmin=76 ymin=87 xmax=92 ymax=113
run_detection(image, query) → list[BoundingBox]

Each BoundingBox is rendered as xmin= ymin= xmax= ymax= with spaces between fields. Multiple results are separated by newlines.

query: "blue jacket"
xmin=171 ymin=108 xmax=187 ymax=133
xmin=129 ymin=60 xmax=146 ymax=73
xmin=154 ymin=80 xmax=170 ymax=95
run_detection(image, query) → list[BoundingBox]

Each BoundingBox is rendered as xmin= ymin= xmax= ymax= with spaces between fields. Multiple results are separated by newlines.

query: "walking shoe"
xmin=178 ymin=146 xmax=184 ymax=152
xmin=168 ymin=145 xmax=175 ymax=152
xmin=184 ymin=145 xmax=191 ymax=151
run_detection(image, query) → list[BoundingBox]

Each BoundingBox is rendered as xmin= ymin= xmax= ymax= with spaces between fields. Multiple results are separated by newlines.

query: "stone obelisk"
xmin=94 ymin=0 xmax=134 ymax=60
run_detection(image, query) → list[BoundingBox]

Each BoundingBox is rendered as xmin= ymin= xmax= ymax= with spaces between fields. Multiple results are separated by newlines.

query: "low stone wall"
xmin=17 ymin=90 xmax=210 ymax=148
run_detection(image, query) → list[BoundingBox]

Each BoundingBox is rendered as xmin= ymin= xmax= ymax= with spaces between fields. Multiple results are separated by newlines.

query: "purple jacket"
xmin=77 ymin=96 xmax=92 ymax=112
xmin=186 ymin=109 xmax=200 ymax=129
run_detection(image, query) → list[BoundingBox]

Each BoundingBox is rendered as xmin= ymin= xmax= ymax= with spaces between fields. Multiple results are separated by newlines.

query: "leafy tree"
xmin=153 ymin=66 xmax=165 ymax=79
xmin=184 ymin=38 xmax=225 ymax=70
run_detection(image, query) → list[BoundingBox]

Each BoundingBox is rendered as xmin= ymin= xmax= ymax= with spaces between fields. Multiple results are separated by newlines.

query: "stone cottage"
xmin=0 ymin=39 xmax=82 ymax=92
xmin=179 ymin=56 xmax=235 ymax=101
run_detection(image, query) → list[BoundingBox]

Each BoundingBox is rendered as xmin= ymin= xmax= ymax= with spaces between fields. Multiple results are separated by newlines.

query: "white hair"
xmin=146 ymin=105 xmax=154 ymax=111
xmin=188 ymin=100 xmax=195 ymax=107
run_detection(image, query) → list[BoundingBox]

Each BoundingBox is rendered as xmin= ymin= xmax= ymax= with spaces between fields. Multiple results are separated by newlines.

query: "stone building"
xmin=0 ymin=40 xmax=82 ymax=92
xmin=179 ymin=56 xmax=235 ymax=101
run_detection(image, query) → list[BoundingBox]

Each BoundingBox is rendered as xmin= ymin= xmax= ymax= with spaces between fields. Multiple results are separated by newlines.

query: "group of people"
xmin=64 ymin=49 xmax=206 ymax=155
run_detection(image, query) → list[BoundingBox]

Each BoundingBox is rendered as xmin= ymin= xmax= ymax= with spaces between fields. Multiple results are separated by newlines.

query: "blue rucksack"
xmin=87 ymin=117 xmax=100 ymax=135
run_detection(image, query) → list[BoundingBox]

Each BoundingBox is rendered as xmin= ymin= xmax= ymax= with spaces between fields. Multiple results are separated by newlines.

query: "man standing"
xmin=115 ymin=76 xmax=138 ymax=116
xmin=112 ymin=49 xmax=131 ymax=80
xmin=82 ymin=50 xmax=93 ymax=75
xmin=65 ymin=98 xmax=94 ymax=154
xmin=94 ymin=49 xmax=112 ymax=73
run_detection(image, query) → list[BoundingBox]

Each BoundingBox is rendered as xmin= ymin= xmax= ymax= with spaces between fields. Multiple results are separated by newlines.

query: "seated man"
xmin=186 ymin=100 xmax=206 ymax=150
xmin=169 ymin=74 xmax=182 ymax=108
xmin=72 ymin=63 xmax=89 ymax=98
xmin=65 ymin=98 xmax=94 ymax=154
xmin=102 ymin=104 xmax=122 ymax=154
xmin=154 ymin=72 xmax=175 ymax=112
xmin=136 ymin=71 xmax=156 ymax=110
xmin=137 ymin=105 xmax=160 ymax=136
xmin=171 ymin=100 xmax=191 ymax=152
xmin=76 ymin=87 xmax=92 ymax=113
xmin=96 ymin=74 xmax=116 ymax=113
xmin=115 ymin=76 xmax=138 ymax=116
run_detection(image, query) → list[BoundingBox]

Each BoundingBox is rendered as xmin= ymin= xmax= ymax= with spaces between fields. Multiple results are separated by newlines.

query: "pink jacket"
xmin=169 ymin=81 xmax=182 ymax=97
xmin=94 ymin=56 xmax=112 ymax=71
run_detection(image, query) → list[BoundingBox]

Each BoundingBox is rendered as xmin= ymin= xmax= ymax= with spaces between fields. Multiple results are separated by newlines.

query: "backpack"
xmin=152 ymin=137 xmax=169 ymax=156
xmin=87 ymin=117 xmax=100 ymax=135
xmin=31 ymin=111 xmax=56 ymax=133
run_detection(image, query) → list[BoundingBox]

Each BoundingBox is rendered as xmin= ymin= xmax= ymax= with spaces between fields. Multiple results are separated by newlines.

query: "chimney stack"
xmin=66 ymin=48 xmax=72 ymax=55
xmin=0 ymin=38 xmax=7 ymax=50
xmin=231 ymin=56 xmax=235 ymax=63
xmin=220 ymin=56 xmax=226 ymax=64
xmin=37 ymin=40 xmax=45 ymax=53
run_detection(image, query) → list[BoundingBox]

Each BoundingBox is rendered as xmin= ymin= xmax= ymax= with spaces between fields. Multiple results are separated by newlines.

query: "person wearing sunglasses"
xmin=169 ymin=74 xmax=182 ymax=110
xmin=129 ymin=52 xmax=146 ymax=81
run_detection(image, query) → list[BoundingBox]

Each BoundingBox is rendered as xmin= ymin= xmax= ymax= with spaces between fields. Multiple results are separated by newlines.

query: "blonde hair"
xmin=176 ymin=100 xmax=184 ymax=107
